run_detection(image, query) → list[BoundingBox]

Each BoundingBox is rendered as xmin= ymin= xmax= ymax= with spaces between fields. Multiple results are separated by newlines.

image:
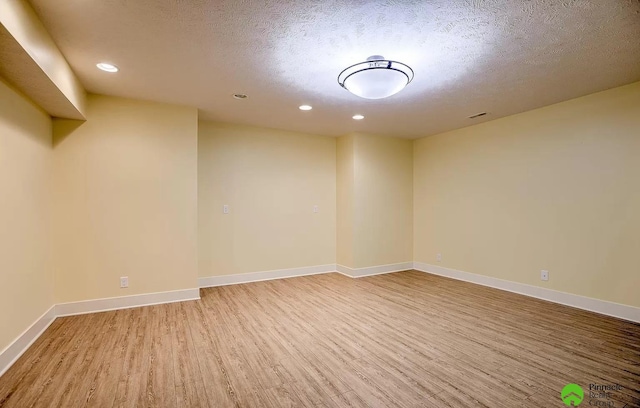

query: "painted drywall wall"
xmin=353 ymin=133 xmax=413 ymax=268
xmin=337 ymin=133 xmax=413 ymax=269
xmin=52 ymin=94 xmax=198 ymax=303
xmin=0 ymin=78 xmax=53 ymax=353
xmin=336 ymin=134 xmax=355 ymax=267
xmin=198 ymin=121 xmax=336 ymax=277
xmin=414 ymin=81 xmax=640 ymax=307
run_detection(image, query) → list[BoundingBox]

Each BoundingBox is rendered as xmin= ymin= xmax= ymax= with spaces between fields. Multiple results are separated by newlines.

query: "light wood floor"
xmin=0 ymin=271 xmax=638 ymax=407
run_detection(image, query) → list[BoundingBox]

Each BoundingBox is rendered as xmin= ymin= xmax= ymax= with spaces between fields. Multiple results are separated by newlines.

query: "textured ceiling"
xmin=28 ymin=0 xmax=640 ymax=138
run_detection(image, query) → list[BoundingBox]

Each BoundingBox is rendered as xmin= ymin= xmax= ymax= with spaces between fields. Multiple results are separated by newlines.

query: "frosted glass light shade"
xmin=338 ymin=56 xmax=414 ymax=99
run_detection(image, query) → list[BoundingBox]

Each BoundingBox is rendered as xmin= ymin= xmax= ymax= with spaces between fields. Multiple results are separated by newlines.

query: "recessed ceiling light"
xmin=233 ymin=94 xmax=248 ymax=99
xmin=468 ymin=112 xmax=487 ymax=119
xmin=299 ymin=105 xmax=313 ymax=111
xmin=352 ymin=114 xmax=365 ymax=120
xmin=96 ymin=62 xmax=118 ymax=73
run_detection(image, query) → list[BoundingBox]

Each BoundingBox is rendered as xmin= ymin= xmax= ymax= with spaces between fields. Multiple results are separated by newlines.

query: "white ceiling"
xmin=29 ymin=0 xmax=640 ymax=139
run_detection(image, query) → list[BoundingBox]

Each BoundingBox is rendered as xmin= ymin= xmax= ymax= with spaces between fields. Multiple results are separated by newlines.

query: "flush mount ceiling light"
xmin=299 ymin=105 xmax=313 ymax=111
xmin=352 ymin=114 xmax=365 ymax=120
xmin=96 ymin=62 xmax=119 ymax=73
xmin=233 ymin=93 xmax=248 ymax=99
xmin=338 ymin=55 xmax=414 ymax=99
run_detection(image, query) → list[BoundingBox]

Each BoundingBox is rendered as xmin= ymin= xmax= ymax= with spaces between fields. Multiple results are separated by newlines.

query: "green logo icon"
xmin=561 ymin=383 xmax=584 ymax=406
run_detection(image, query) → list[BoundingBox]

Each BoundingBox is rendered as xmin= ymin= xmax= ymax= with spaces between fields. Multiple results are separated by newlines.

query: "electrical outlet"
xmin=541 ymin=270 xmax=549 ymax=281
xmin=223 ymin=204 xmax=229 ymax=214
xmin=436 ymin=253 xmax=442 ymax=262
xmin=120 ymin=276 xmax=129 ymax=288
xmin=313 ymin=205 xmax=319 ymax=213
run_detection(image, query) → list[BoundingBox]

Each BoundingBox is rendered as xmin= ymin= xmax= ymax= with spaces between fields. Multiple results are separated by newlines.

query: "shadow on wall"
xmin=0 ymin=79 xmax=50 ymax=148
xmin=52 ymin=119 xmax=84 ymax=148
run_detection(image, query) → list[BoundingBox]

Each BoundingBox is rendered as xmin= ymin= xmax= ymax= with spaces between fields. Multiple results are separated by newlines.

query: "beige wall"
xmin=52 ymin=95 xmax=198 ymax=303
xmin=414 ymin=81 xmax=640 ymax=307
xmin=198 ymin=121 xmax=336 ymax=277
xmin=337 ymin=133 xmax=413 ymax=269
xmin=0 ymin=78 xmax=53 ymax=352
xmin=336 ymin=134 xmax=355 ymax=267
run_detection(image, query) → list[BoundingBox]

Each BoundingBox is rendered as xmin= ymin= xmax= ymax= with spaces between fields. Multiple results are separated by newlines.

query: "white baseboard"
xmin=199 ymin=264 xmax=336 ymax=288
xmin=413 ymin=262 xmax=640 ymax=323
xmin=0 ymin=288 xmax=200 ymax=378
xmin=56 ymin=288 xmax=201 ymax=317
xmin=0 ymin=305 xmax=57 ymax=377
xmin=336 ymin=262 xmax=413 ymax=278
xmin=6 ymin=260 xmax=635 ymax=381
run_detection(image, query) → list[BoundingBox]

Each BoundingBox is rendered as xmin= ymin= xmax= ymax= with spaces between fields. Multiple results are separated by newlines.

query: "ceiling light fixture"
xmin=352 ymin=114 xmax=365 ymax=120
xmin=338 ymin=55 xmax=414 ymax=99
xmin=299 ymin=105 xmax=313 ymax=111
xmin=96 ymin=62 xmax=119 ymax=73
xmin=233 ymin=94 xmax=248 ymax=99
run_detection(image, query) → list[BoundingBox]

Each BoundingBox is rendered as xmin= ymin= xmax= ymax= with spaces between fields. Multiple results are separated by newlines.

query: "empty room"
xmin=1 ymin=0 xmax=639 ymax=407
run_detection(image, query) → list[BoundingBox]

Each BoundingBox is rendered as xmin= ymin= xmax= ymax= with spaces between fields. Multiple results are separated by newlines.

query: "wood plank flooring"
xmin=0 ymin=271 xmax=638 ymax=407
